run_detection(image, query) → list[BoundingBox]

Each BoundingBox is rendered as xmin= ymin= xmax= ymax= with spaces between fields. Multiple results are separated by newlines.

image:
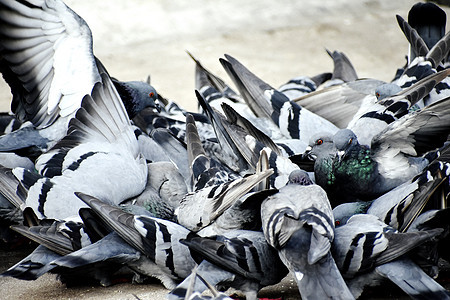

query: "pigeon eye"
xmin=348 ymin=138 xmax=353 ymax=145
xmin=375 ymin=92 xmax=380 ymax=99
xmin=316 ymin=139 xmax=323 ymax=145
xmin=149 ymin=92 xmax=155 ymax=98
xmin=335 ymin=220 xmax=340 ymax=226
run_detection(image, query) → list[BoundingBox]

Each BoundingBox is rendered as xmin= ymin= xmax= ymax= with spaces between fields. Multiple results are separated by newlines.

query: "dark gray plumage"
xmin=332 ymin=214 xmax=448 ymax=299
xmin=169 ymin=230 xmax=288 ymax=300
xmin=76 ymin=192 xmax=197 ymax=289
xmin=176 ymin=169 xmax=273 ymax=233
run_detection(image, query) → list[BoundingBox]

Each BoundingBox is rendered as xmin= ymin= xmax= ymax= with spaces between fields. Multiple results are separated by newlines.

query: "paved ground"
xmin=0 ymin=0 xmax=449 ymax=299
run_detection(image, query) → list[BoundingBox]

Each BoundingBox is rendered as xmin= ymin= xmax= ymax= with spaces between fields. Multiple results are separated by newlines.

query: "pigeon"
xmin=299 ymin=132 xmax=336 ymax=182
xmin=195 ymin=188 xmax=279 ymax=237
xmin=168 ymin=230 xmax=288 ymax=300
xmin=293 ymin=32 xmax=450 ymax=131
xmin=406 ymin=207 xmax=450 ymax=277
xmin=146 ymin=127 xmax=191 ymax=185
xmin=347 ymin=68 xmax=450 ymax=146
xmin=9 ymin=217 xmax=96 ymax=256
xmin=332 ymin=159 xmax=450 ymax=231
xmin=292 ymin=78 xmax=387 ymax=129
xmin=120 ymin=161 xmax=187 ymax=222
xmin=189 ymin=53 xmax=283 ymax=147
xmin=185 ymin=113 xmax=237 ymax=191
xmin=11 ymin=71 xmax=148 ymax=220
xmin=319 ymin=98 xmax=450 ymax=204
xmin=1 ymin=206 xmax=119 ymax=283
xmin=195 ymin=90 xmax=255 ymax=174
xmin=331 ymin=213 xmax=449 ymax=299
xmin=75 ymin=192 xmax=197 ymax=289
xmin=260 ymin=169 xmax=354 ymax=299
xmin=374 ymin=258 xmax=450 ymax=300
xmin=175 ymin=168 xmax=273 ymax=233
xmin=40 ymin=231 xmax=143 ymax=287
xmin=394 ymin=12 xmax=450 ymax=107
xmin=220 ymin=102 xmax=308 ymax=157
xmin=0 ymin=0 xmax=159 ymax=154
xmin=219 ymin=54 xmax=339 ymax=142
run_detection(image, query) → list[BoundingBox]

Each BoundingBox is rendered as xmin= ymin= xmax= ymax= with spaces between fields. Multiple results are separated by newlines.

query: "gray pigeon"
xmin=332 ymin=159 xmax=450 ymax=231
xmin=169 ymin=230 xmax=288 ymax=300
xmin=331 ymin=214 xmax=448 ymax=299
xmin=195 ymin=90 xmax=251 ymax=174
xmin=2 ymin=232 xmax=143 ymax=286
xmin=185 ymin=113 xmax=237 ymax=191
xmin=11 ymin=71 xmax=148 ymax=220
xmin=0 ymin=0 xmax=159 ymax=154
xmin=189 ymin=52 xmax=285 ymax=143
xmin=278 ymin=48 xmax=357 ymax=100
xmin=348 ymin=68 xmax=450 ymax=146
xmin=150 ymin=128 xmax=191 ymax=184
xmin=121 ymin=161 xmax=186 ymax=222
xmin=260 ymin=170 xmax=354 ymax=299
xmin=75 ymin=192 xmax=197 ymax=289
xmin=293 ymin=78 xmax=387 ymax=129
xmin=319 ymin=103 xmax=450 ymax=204
xmin=300 ymin=133 xmax=336 ymax=190
xmin=220 ymin=54 xmax=339 ymax=143
xmin=175 ymin=169 xmax=273 ymax=232
xmin=187 ymin=51 xmax=244 ymax=110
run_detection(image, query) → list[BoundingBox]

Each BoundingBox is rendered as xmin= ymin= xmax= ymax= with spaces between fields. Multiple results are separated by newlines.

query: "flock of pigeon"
xmin=1 ymin=0 xmax=450 ymax=299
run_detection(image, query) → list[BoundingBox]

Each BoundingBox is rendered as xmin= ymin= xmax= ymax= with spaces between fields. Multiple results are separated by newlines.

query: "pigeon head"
xmin=288 ymin=169 xmax=313 ymax=186
xmin=333 ymin=129 xmax=358 ymax=162
xmin=332 ymin=201 xmax=373 ymax=227
xmin=126 ymin=80 xmax=160 ymax=113
xmin=375 ymin=83 xmax=402 ymax=101
xmin=303 ymin=132 xmax=334 ymax=160
xmin=112 ymin=79 xmax=160 ymax=119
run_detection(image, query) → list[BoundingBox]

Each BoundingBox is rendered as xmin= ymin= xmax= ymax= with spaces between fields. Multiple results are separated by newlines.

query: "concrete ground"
xmin=0 ymin=0 xmax=449 ymax=299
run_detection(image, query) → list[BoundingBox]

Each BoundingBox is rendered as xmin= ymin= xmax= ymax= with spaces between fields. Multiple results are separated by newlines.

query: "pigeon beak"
xmin=302 ymin=146 xmax=314 ymax=160
xmin=337 ymin=150 xmax=346 ymax=163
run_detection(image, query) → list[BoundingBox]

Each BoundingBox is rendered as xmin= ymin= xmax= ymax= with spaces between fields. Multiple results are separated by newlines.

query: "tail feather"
xmin=376 ymin=258 xmax=450 ymax=300
xmin=294 ymin=252 xmax=355 ymax=300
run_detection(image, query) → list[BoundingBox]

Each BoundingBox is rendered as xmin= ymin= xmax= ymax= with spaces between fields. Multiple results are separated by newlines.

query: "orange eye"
xmin=375 ymin=92 xmax=380 ymax=99
xmin=316 ymin=139 xmax=323 ymax=145
xmin=149 ymin=92 xmax=155 ymax=98
xmin=348 ymin=138 xmax=352 ymax=145
xmin=335 ymin=220 xmax=340 ymax=226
